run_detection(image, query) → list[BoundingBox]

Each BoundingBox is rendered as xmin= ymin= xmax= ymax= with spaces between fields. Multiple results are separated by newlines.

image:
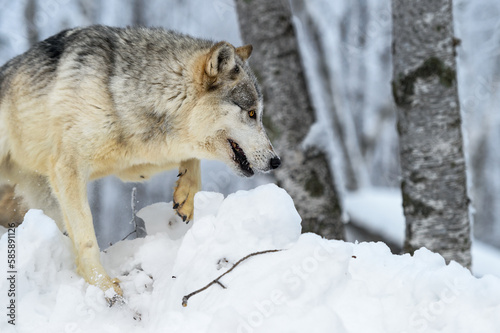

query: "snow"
xmin=472 ymin=242 xmax=500 ymax=278
xmin=344 ymin=187 xmax=405 ymax=247
xmin=1 ymin=184 xmax=500 ymax=332
xmin=344 ymin=187 xmax=500 ymax=278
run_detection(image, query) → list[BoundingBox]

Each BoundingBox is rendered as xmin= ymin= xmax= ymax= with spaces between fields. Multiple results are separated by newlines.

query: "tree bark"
xmin=391 ymin=0 xmax=471 ymax=267
xmin=235 ymin=0 xmax=344 ymax=239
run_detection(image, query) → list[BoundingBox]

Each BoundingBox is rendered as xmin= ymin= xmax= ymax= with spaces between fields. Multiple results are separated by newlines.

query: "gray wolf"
xmin=0 ymin=25 xmax=280 ymax=298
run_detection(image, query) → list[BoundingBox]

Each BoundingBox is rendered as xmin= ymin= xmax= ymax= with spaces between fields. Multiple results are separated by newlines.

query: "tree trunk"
xmin=391 ymin=0 xmax=471 ymax=267
xmin=132 ymin=0 xmax=146 ymax=26
xmin=291 ymin=0 xmax=368 ymax=192
xmin=235 ymin=0 xmax=344 ymax=239
xmin=24 ymin=0 xmax=38 ymax=46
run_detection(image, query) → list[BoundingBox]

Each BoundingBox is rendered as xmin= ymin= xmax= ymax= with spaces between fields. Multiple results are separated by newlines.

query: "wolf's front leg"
xmin=173 ymin=158 xmax=201 ymax=221
xmin=49 ymin=159 xmax=123 ymax=300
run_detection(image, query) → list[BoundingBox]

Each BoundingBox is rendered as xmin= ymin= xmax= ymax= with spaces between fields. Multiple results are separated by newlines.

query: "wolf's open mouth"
xmin=228 ymin=139 xmax=254 ymax=176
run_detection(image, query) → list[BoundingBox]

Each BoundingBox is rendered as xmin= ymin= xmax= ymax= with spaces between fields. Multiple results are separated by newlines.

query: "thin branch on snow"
xmin=182 ymin=249 xmax=283 ymax=307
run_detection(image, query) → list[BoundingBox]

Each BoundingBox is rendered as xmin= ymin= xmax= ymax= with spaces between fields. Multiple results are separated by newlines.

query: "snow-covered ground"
xmin=344 ymin=187 xmax=500 ymax=278
xmin=1 ymin=184 xmax=499 ymax=332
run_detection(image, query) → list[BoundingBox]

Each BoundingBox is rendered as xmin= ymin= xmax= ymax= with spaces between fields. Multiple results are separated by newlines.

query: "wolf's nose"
xmin=270 ymin=156 xmax=281 ymax=169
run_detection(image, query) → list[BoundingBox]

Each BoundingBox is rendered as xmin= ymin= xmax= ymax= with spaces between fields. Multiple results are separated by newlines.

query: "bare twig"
xmin=108 ymin=187 xmax=147 ymax=247
xmin=131 ymin=187 xmax=147 ymax=238
xmin=215 ymin=281 xmax=226 ymax=289
xmin=182 ymin=249 xmax=282 ymax=307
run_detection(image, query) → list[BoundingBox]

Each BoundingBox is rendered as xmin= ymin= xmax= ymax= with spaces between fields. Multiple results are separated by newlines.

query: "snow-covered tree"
xmin=234 ymin=0 xmax=344 ymax=239
xmin=391 ymin=0 xmax=471 ymax=267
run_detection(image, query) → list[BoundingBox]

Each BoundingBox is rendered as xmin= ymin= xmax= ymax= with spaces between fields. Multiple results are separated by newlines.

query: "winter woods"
xmin=0 ymin=1 xmax=498 ymax=265
xmin=233 ymin=0 xmax=474 ymax=265
xmin=234 ymin=0 xmax=344 ymax=240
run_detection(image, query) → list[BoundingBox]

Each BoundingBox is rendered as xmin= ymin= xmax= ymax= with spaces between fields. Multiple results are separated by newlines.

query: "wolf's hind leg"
xmin=173 ymin=158 xmax=201 ymax=222
xmin=14 ymin=173 xmax=63 ymax=230
xmin=0 ymin=185 xmax=27 ymax=228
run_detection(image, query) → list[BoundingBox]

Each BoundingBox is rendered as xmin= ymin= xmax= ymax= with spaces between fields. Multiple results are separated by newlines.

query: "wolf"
xmin=0 ymin=25 xmax=280 ymax=298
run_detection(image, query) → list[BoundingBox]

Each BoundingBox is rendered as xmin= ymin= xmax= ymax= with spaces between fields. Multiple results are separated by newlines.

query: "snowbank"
xmin=344 ymin=187 xmax=500 ymax=278
xmin=1 ymin=184 xmax=499 ymax=332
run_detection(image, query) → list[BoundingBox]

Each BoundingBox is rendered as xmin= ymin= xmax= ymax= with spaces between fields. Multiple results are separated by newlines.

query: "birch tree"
xmin=391 ymin=0 xmax=471 ymax=267
xmin=235 ymin=0 xmax=344 ymax=239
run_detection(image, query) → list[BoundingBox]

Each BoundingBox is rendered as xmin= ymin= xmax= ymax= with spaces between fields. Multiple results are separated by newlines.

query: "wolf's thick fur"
xmin=0 ymin=26 xmax=279 ymax=297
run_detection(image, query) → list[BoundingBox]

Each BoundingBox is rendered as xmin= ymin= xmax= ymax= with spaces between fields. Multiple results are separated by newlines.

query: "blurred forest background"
xmin=0 ymin=0 xmax=499 ymax=251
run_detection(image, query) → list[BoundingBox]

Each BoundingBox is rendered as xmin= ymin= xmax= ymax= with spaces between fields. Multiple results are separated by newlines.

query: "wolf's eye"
xmin=248 ymin=110 xmax=256 ymax=119
xmin=234 ymin=65 xmax=240 ymax=73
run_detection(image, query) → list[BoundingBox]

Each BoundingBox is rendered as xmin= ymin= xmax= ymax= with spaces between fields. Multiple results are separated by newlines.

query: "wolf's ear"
xmin=236 ymin=45 xmax=253 ymax=62
xmin=205 ymin=42 xmax=236 ymax=77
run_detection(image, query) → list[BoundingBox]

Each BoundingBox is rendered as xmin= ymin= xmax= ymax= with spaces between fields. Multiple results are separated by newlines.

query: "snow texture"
xmin=1 ymin=184 xmax=499 ymax=332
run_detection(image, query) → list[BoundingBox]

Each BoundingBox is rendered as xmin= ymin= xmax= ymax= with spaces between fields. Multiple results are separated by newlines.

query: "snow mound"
xmin=344 ymin=187 xmax=500 ymax=278
xmin=1 ymin=184 xmax=499 ymax=332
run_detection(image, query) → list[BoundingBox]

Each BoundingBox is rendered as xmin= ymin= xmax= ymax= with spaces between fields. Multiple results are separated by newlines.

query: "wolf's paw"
xmin=99 ymin=276 xmax=123 ymax=299
xmin=105 ymin=288 xmax=125 ymax=307
xmin=102 ymin=277 xmax=124 ymax=307
xmin=78 ymin=262 xmax=123 ymax=299
xmin=173 ymin=169 xmax=196 ymax=222
xmin=173 ymin=200 xmax=193 ymax=222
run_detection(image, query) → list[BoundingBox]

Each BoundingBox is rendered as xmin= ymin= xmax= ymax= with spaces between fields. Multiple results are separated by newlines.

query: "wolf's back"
xmin=0 ymin=29 xmax=68 ymax=163
xmin=0 ymin=26 xmax=123 ymax=101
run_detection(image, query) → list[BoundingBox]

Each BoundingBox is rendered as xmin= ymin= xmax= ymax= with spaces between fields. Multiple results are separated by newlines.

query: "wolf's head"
xmin=189 ymin=42 xmax=280 ymax=177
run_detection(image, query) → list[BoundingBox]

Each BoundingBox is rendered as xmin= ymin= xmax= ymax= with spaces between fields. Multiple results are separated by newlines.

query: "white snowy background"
xmin=1 ymin=0 xmax=500 ymax=331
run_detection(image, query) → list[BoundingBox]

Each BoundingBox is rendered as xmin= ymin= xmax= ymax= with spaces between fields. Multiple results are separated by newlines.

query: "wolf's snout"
xmin=270 ymin=156 xmax=281 ymax=170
